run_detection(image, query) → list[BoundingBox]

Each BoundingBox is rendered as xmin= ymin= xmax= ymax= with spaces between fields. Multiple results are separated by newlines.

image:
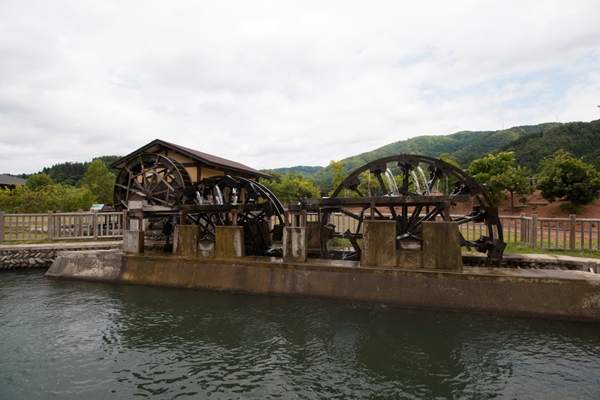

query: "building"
xmin=110 ymin=139 xmax=272 ymax=182
xmin=0 ymin=174 xmax=26 ymax=189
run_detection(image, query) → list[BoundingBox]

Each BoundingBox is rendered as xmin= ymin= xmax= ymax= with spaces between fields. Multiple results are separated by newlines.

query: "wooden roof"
xmin=0 ymin=174 xmax=26 ymax=187
xmin=110 ymin=139 xmax=272 ymax=180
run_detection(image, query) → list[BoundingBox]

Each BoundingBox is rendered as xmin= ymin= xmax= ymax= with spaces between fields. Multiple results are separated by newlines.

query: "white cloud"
xmin=1 ymin=0 xmax=599 ymax=174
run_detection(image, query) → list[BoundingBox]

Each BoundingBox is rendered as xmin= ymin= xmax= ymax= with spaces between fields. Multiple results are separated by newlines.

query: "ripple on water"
xmin=1 ymin=271 xmax=600 ymax=399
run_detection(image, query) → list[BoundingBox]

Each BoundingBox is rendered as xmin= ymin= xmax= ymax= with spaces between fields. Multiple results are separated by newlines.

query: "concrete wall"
xmin=109 ymin=254 xmax=600 ymax=322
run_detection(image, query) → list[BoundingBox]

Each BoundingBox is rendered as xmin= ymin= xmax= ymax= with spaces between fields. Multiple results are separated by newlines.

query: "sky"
xmin=1 ymin=0 xmax=600 ymax=175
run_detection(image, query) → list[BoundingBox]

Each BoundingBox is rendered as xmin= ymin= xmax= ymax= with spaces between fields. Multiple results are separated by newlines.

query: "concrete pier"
xmin=215 ymin=226 xmax=244 ymax=258
xmin=422 ymin=221 xmax=462 ymax=270
xmin=43 ymin=220 xmax=600 ymax=322
xmin=173 ymin=225 xmax=201 ymax=256
xmin=283 ymin=227 xmax=307 ymax=262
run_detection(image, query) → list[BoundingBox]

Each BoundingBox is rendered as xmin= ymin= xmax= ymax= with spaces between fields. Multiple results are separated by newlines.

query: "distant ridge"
xmin=265 ymin=166 xmax=323 ymax=177
xmin=309 ymin=122 xmax=563 ymax=188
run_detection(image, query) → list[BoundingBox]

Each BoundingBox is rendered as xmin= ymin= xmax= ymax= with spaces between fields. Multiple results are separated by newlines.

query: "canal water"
xmin=1 ymin=270 xmax=599 ymax=400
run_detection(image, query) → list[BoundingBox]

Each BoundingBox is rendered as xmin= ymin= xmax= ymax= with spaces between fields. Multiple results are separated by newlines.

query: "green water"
xmin=1 ymin=270 xmax=599 ymax=399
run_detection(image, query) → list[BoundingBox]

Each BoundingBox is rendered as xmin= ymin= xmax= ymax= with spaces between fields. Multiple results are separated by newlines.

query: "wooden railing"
xmin=2 ymin=209 xmax=599 ymax=252
xmin=0 ymin=210 xmax=124 ymax=242
xmin=294 ymin=212 xmax=600 ymax=252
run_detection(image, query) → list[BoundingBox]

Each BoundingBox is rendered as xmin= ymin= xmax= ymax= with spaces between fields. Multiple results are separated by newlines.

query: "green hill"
xmin=501 ymin=119 xmax=600 ymax=172
xmin=266 ymin=166 xmax=323 ymax=177
xmin=309 ymin=122 xmax=561 ymax=188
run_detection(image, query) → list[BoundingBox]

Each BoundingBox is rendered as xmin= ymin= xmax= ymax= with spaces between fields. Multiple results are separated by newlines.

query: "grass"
xmin=502 ymin=242 xmax=600 ymax=259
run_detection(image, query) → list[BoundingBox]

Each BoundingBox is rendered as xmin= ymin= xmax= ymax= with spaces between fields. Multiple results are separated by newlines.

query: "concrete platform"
xmin=46 ymin=250 xmax=600 ymax=323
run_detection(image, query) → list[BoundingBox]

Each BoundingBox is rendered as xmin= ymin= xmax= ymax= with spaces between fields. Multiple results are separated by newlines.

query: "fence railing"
xmin=294 ymin=211 xmax=600 ymax=252
xmin=2 ymin=209 xmax=599 ymax=252
xmin=0 ymin=210 xmax=124 ymax=242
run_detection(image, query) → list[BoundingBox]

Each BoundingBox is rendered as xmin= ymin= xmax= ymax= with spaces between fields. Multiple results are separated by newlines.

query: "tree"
xmin=536 ymin=151 xmax=600 ymax=213
xmin=330 ymin=160 xmax=346 ymax=190
xmin=26 ymin=173 xmax=55 ymax=191
xmin=466 ymin=152 xmax=517 ymax=204
xmin=0 ymin=184 xmax=95 ymax=213
xmin=259 ymin=173 xmax=320 ymax=206
xmin=489 ymin=166 xmax=533 ymax=212
xmin=466 ymin=152 xmax=534 ymax=207
xmin=83 ymin=159 xmax=116 ymax=204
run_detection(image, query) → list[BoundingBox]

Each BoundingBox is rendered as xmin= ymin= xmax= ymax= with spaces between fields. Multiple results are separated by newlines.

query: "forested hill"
xmin=501 ymin=119 xmax=600 ymax=172
xmin=40 ymin=155 xmax=121 ymax=185
xmin=309 ymin=122 xmax=561 ymax=188
xmin=268 ymin=166 xmax=323 ymax=177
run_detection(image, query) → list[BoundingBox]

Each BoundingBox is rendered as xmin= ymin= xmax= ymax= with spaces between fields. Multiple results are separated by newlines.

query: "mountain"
xmin=501 ymin=119 xmax=600 ymax=172
xmin=266 ymin=166 xmax=324 ymax=177
xmin=309 ymin=122 xmax=561 ymax=188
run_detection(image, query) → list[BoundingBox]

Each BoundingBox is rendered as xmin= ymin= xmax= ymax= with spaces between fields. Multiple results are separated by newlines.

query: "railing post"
xmin=530 ymin=214 xmax=538 ymax=248
xmin=0 ymin=211 xmax=5 ymax=243
xmin=569 ymin=214 xmax=577 ymax=251
xmin=519 ymin=213 xmax=526 ymax=243
xmin=93 ymin=209 xmax=99 ymax=241
xmin=47 ymin=211 xmax=53 ymax=240
xmin=122 ymin=209 xmax=128 ymax=230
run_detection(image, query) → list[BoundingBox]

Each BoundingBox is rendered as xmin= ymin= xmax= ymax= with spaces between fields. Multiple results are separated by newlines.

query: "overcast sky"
xmin=1 ymin=1 xmax=599 ymax=175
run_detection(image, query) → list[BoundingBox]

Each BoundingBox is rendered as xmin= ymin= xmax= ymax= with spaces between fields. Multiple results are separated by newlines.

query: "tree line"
xmin=0 ymin=159 xmax=116 ymax=213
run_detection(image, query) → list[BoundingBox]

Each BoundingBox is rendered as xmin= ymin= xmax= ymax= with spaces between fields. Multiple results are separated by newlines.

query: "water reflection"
xmin=1 ymin=270 xmax=599 ymax=399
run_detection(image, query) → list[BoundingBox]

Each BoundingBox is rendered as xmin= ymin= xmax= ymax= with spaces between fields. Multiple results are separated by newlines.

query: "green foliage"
xmin=266 ymin=166 xmax=323 ymax=177
xmin=0 ymin=184 xmax=95 ymax=213
xmin=490 ymin=166 xmax=533 ymax=211
xmin=438 ymin=153 xmax=460 ymax=168
xmin=467 ymin=152 xmax=514 ymax=204
xmin=26 ymin=173 xmax=55 ymax=191
xmin=39 ymin=155 xmax=122 ymax=185
xmin=467 ymin=152 xmax=533 ymax=206
xmin=308 ymin=123 xmax=560 ymax=187
xmin=330 ymin=160 xmax=347 ymax=190
xmin=536 ymin=151 xmax=600 ymax=212
xmin=83 ymin=159 xmax=116 ymax=205
xmin=502 ymin=120 xmax=600 ymax=172
xmin=259 ymin=172 xmax=320 ymax=206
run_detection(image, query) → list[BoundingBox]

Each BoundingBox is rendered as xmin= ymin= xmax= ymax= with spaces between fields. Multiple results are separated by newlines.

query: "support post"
xmin=422 ymin=221 xmax=462 ymax=270
xmin=173 ymin=225 xmax=201 ymax=256
xmin=123 ymin=230 xmax=144 ymax=254
xmin=283 ymin=227 xmax=307 ymax=262
xmin=362 ymin=220 xmax=396 ymax=267
xmin=215 ymin=226 xmax=245 ymax=258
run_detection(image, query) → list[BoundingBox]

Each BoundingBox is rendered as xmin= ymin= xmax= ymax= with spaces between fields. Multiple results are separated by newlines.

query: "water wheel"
xmin=113 ymin=154 xmax=192 ymax=211
xmin=183 ymin=175 xmax=286 ymax=256
xmin=315 ymin=154 xmax=505 ymax=266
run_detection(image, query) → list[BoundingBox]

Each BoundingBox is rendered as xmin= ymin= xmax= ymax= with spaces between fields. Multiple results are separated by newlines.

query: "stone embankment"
xmin=463 ymin=252 xmax=600 ymax=273
xmin=0 ymin=242 xmax=122 ymax=270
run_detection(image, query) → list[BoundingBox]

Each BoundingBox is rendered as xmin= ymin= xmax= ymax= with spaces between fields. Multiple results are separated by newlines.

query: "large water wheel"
xmin=300 ymin=154 xmax=505 ymax=266
xmin=113 ymin=153 xmax=192 ymax=211
xmin=182 ymin=175 xmax=286 ymax=256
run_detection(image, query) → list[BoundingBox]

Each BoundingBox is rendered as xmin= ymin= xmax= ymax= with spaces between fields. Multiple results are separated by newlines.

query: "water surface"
xmin=1 ymin=270 xmax=599 ymax=399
